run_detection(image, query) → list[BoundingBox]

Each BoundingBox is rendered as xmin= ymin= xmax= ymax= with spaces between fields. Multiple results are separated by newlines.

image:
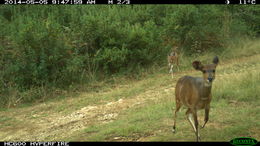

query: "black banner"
xmin=1 ymin=0 xmax=258 ymax=4
xmin=0 ymin=142 xmax=233 ymax=146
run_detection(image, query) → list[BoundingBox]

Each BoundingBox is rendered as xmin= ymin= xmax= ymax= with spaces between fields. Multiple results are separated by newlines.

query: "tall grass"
xmin=0 ymin=5 xmax=259 ymax=108
xmin=65 ymin=54 xmax=260 ymax=141
xmin=214 ymin=68 xmax=260 ymax=102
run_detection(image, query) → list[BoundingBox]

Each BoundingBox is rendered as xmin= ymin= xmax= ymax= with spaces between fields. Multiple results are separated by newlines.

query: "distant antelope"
xmin=172 ymin=56 xmax=219 ymax=141
xmin=168 ymin=47 xmax=179 ymax=78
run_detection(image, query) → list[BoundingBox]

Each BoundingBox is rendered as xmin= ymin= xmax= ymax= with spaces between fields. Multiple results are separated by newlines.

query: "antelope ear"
xmin=192 ymin=61 xmax=203 ymax=71
xmin=213 ymin=56 xmax=219 ymax=65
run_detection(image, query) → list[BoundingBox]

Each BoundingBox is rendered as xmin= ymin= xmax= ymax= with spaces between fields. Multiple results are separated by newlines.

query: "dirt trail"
xmin=1 ymin=83 xmax=176 ymax=141
xmin=1 ymin=54 xmax=259 ymax=141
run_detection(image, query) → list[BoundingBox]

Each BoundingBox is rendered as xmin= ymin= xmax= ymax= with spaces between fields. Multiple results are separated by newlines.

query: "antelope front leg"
xmin=169 ymin=64 xmax=173 ymax=74
xmin=170 ymin=65 xmax=174 ymax=79
xmin=168 ymin=63 xmax=172 ymax=73
xmin=202 ymin=105 xmax=210 ymax=128
xmin=177 ymin=58 xmax=180 ymax=71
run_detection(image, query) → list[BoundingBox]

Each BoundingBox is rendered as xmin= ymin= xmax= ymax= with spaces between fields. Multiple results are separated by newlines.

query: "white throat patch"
xmin=204 ymin=80 xmax=212 ymax=87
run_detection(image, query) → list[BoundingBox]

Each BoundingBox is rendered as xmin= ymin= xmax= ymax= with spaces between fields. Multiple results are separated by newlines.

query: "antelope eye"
xmin=212 ymin=70 xmax=215 ymax=73
xmin=202 ymin=70 xmax=206 ymax=73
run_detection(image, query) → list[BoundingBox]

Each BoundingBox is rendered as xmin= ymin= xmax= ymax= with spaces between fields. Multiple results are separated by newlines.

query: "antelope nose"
xmin=208 ymin=78 xmax=213 ymax=82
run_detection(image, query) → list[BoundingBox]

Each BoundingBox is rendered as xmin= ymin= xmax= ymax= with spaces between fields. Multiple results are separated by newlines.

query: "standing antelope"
xmin=172 ymin=56 xmax=219 ymax=141
xmin=168 ymin=47 xmax=179 ymax=78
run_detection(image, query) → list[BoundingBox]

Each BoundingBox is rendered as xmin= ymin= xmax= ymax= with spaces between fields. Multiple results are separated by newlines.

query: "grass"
xmin=0 ymin=39 xmax=259 ymax=141
xmin=60 ymin=52 xmax=260 ymax=141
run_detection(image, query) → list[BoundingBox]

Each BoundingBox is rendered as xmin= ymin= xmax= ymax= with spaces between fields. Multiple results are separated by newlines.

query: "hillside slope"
xmin=0 ymin=54 xmax=259 ymax=141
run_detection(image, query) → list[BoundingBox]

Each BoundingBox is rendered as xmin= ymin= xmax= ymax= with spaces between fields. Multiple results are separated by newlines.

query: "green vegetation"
xmin=0 ymin=5 xmax=259 ymax=107
xmin=0 ymin=50 xmax=259 ymax=141
xmin=62 ymin=54 xmax=260 ymax=141
xmin=0 ymin=5 xmax=259 ymax=141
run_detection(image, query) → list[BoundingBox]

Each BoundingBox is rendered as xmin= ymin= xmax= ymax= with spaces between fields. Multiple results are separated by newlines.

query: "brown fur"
xmin=168 ymin=47 xmax=179 ymax=78
xmin=172 ymin=56 xmax=219 ymax=141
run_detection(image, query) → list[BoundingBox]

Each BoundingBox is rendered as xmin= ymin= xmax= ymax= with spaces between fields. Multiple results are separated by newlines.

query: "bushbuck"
xmin=172 ymin=56 xmax=219 ymax=141
xmin=168 ymin=47 xmax=179 ymax=78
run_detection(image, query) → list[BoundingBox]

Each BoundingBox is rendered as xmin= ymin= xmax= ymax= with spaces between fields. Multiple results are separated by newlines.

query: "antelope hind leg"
xmin=172 ymin=102 xmax=182 ymax=133
xmin=186 ymin=109 xmax=201 ymax=141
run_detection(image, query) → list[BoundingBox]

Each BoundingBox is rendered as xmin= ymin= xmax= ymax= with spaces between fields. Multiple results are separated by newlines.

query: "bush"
xmin=0 ymin=5 xmax=259 ymax=107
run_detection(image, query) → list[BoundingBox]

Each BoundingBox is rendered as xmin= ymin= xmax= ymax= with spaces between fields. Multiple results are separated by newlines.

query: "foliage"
xmin=0 ymin=5 xmax=259 ymax=107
